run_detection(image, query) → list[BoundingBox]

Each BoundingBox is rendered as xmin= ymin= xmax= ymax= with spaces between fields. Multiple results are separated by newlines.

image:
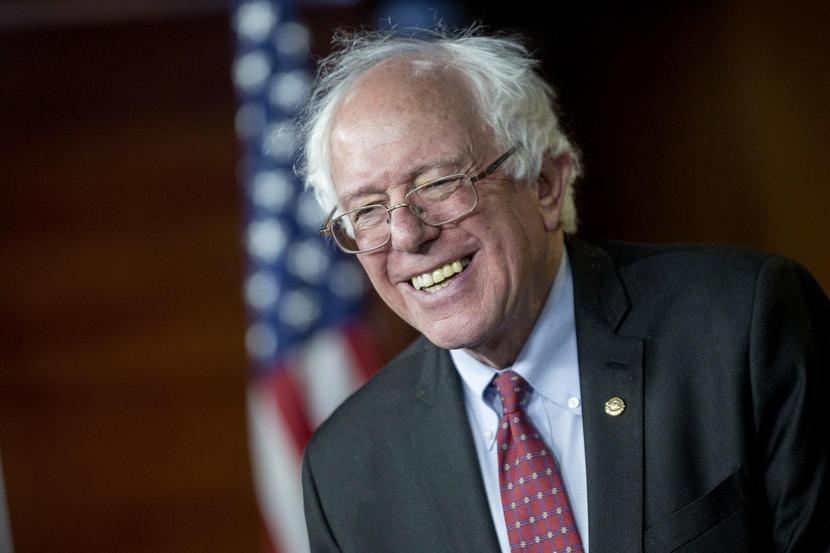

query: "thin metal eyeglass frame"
xmin=320 ymin=146 xmax=518 ymax=254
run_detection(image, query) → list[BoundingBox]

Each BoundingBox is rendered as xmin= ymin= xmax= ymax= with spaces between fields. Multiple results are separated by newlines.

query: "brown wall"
xmin=558 ymin=3 xmax=830 ymax=288
xmin=0 ymin=14 xmax=259 ymax=553
xmin=0 ymin=3 xmax=827 ymax=552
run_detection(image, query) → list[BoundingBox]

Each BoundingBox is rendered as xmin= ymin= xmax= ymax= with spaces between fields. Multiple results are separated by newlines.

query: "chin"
xmin=420 ymin=323 xmax=488 ymax=352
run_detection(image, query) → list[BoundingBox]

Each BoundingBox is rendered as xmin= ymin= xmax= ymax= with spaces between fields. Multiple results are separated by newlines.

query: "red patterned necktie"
xmin=493 ymin=370 xmax=584 ymax=552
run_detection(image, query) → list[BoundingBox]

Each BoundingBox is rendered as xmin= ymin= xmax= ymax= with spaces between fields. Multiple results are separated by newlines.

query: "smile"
xmin=410 ymin=257 xmax=471 ymax=293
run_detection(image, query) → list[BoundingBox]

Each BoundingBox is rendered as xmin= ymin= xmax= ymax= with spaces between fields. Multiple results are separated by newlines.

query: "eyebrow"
xmin=338 ymin=154 xmax=471 ymax=210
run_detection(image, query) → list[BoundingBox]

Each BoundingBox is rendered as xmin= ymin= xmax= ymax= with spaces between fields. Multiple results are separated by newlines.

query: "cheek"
xmin=357 ymin=256 xmax=390 ymax=290
xmin=480 ymin=187 xmax=540 ymax=232
xmin=475 ymin=204 xmax=540 ymax=260
xmin=474 ymin=209 xmax=545 ymax=295
xmin=357 ymin=255 xmax=409 ymax=312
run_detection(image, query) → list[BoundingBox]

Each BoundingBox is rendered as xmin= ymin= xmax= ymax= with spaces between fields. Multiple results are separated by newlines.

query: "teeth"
xmin=411 ymin=257 xmax=470 ymax=291
xmin=425 ymin=282 xmax=448 ymax=294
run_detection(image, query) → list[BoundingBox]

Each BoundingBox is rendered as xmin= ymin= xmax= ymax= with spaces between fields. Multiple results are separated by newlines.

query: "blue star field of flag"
xmin=233 ymin=0 xmax=367 ymax=376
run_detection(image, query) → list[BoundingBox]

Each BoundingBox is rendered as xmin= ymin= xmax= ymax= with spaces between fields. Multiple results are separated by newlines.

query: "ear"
xmin=535 ymin=151 xmax=572 ymax=232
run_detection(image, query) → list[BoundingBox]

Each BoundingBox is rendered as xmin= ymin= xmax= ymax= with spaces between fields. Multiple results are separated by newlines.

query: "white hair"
xmin=297 ymin=27 xmax=582 ymax=233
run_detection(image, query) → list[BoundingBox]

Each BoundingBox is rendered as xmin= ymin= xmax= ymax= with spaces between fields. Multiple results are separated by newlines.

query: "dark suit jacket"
xmin=302 ymin=240 xmax=830 ymax=552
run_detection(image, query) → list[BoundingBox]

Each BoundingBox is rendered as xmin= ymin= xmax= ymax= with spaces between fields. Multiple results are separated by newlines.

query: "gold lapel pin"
xmin=604 ymin=396 xmax=625 ymax=416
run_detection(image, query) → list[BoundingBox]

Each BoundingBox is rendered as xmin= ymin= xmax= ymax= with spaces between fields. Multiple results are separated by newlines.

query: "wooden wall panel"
xmin=0 ymin=15 xmax=259 ymax=553
xmin=559 ymin=3 xmax=830 ymax=289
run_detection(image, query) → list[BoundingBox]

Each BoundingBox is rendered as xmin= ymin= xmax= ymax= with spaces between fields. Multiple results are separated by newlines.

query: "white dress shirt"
xmin=450 ymin=253 xmax=588 ymax=553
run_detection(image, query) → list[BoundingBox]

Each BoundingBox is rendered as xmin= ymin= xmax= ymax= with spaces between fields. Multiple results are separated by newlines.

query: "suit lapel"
xmin=400 ymin=241 xmax=645 ymax=552
xmin=407 ymin=342 xmax=502 ymax=552
xmin=569 ymin=240 xmax=645 ymax=553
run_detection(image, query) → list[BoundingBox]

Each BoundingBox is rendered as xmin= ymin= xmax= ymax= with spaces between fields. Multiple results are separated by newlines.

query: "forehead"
xmin=328 ymin=60 xmax=487 ymax=202
xmin=339 ymin=58 xmax=478 ymax=123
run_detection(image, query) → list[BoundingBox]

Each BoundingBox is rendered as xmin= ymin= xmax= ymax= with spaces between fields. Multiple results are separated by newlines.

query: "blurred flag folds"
xmin=232 ymin=2 xmax=379 ymax=551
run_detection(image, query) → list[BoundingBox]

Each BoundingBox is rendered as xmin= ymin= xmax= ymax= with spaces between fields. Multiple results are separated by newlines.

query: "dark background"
xmin=1 ymin=1 xmax=827 ymax=551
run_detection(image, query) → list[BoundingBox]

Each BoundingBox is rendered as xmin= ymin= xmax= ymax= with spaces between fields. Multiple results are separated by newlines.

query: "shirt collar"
xmin=451 ymin=252 xmax=579 ymax=409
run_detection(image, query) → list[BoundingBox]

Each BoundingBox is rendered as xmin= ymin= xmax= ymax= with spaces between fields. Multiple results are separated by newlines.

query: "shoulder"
xmin=569 ymin=238 xmax=828 ymax=336
xmin=576 ymin=239 xmax=772 ymax=274
xmin=571 ymin=238 xmax=814 ymax=297
xmin=304 ymin=335 xmax=440 ymax=459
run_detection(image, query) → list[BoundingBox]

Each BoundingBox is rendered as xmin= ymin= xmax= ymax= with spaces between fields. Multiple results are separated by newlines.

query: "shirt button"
xmin=484 ymin=430 xmax=494 ymax=441
xmin=567 ymin=397 xmax=580 ymax=409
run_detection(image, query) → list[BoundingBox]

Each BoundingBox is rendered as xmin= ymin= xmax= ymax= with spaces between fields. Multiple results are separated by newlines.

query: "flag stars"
xmin=556 ymin=507 xmax=562 ymax=515
xmin=529 ymin=516 xmax=536 ymax=523
xmin=515 ymin=521 xmax=521 ymax=528
xmin=519 ymin=477 xmax=525 ymax=484
xmin=537 ymin=492 xmax=543 ymax=499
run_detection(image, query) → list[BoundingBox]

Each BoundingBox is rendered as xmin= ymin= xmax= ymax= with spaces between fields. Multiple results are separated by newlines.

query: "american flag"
xmin=232 ymin=2 xmax=378 ymax=551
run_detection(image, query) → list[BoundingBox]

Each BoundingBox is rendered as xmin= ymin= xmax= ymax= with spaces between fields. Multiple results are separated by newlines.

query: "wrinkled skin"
xmin=329 ymin=60 xmax=570 ymax=368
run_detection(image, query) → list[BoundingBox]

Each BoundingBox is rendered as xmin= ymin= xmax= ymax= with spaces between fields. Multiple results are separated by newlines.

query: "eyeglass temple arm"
xmin=469 ymin=146 xmax=518 ymax=184
xmin=320 ymin=206 xmax=337 ymax=237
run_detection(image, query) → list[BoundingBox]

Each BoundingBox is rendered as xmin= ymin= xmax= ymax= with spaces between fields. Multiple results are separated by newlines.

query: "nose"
xmin=388 ymin=203 xmax=440 ymax=253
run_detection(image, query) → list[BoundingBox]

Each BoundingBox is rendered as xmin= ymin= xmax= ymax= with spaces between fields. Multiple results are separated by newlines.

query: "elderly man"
xmin=298 ymin=29 xmax=829 ymax=552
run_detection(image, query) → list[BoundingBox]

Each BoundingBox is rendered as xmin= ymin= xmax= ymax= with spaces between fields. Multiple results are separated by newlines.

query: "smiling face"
xmin=329 ymin=60 xmax=567 ymax=367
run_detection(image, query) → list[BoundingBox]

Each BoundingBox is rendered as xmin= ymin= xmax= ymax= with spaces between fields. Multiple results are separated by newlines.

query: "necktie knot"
xmin=492 ymin=370 xmax=529 ymax=415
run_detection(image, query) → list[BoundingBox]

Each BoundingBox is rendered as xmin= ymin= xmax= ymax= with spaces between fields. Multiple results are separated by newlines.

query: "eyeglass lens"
xmin=331 ymin=176 xmax=477 ymax=253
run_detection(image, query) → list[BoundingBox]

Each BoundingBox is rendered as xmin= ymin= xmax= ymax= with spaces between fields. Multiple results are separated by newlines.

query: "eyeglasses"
xmin=320 ymin=147 xmax=517 ymax=254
